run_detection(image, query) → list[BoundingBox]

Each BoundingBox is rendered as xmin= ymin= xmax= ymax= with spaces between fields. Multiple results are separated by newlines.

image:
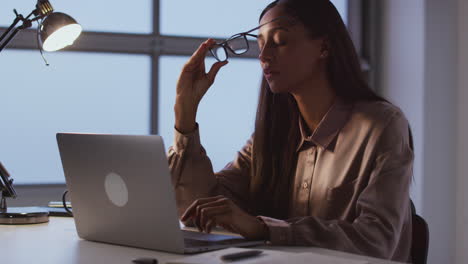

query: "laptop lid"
xmin=56 ymin=133 xmax=185 ymax=253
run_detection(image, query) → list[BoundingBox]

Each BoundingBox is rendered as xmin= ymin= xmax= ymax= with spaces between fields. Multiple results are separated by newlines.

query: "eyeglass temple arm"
xmin=244 ymin=33 xmax=258 ymax=38
xmin=214 ymin=16 xmax=289 ymax=46
xmin=240 ymin=15 xmax=290 ymax=36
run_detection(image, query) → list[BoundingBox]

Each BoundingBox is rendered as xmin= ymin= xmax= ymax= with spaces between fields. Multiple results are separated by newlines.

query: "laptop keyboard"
xmin=182 ymin=230 xmax=246 ymax=247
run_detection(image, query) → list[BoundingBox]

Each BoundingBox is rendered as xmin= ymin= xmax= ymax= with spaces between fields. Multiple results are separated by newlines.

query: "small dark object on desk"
xmin=132 ymin=257 xmax=158 ymax=264
xmin=220 ymin=250 xmax=263 ymax=262
xmin=38 ymin=207 xmax=73 ymax=217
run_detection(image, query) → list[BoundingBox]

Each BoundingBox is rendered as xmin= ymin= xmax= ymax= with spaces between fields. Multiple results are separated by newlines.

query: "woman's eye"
xmin=257 ymin=36 xmax=286 ymax=49
xmin=274 ymin=35 xmax=287 ymax=45
xmin=275 ymin=39 xmax=286 ymax=45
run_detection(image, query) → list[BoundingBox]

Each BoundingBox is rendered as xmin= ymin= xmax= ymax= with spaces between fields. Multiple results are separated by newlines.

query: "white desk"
xmin=0 ymin=217 xmax=405 ymax=264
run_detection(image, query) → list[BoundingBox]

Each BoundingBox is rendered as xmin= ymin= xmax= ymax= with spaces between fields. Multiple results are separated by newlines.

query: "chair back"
xmin=410 ymin=201 xmax=429 ymax=264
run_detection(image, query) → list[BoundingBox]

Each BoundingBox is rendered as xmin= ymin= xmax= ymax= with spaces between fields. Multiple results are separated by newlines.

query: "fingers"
xmin=205 ymin=217 xmax=232 ymax=234
xmin=195 ymin=198 xmax=229 ymax=230
xmin=199 ymin=205 xmax=230 ymax=232
xmin=182 ymin=218 xmax=195 ymax=228
xmin=207 ymin=60 xmax=229 ymax=84
xmin=181 ymin=196 xmax=244 ymax=234
xmin=195 ymin=197 xmax=227 ymax=221
xmin=218 ymin=222 xmax=237 ymax=233
xmin=205 ymin=219 xmax=215 ymax=234
xmin=181 ymin=195 xmax=223 ymax=222
xmin=184 ymin=39 xmax=216 ymax=72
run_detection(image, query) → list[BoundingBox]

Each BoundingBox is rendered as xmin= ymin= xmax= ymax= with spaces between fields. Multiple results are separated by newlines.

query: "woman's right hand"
xmin=174 ymin=38 xmax=228 ymax=134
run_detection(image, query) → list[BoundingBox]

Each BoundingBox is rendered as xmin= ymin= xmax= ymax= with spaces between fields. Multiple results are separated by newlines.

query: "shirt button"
xmin=302 ymin=182 xmax=309 ymax=189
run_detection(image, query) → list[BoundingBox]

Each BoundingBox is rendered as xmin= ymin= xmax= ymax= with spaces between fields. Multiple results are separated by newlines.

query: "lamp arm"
xmin=0 ymin=162 xmax=16 ymax=199
xmin=0 ymin=161 xmax=16 ymax=212
xmin=0 ymin=10 xmax=38 ymax=53
xmin=0 ymin=16 xmax=22 ymax=45
xmin=0 ymin=28 xmax=21 ymax=53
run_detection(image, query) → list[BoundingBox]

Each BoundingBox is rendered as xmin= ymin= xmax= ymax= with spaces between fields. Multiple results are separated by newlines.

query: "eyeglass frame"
xmin=209 ymin=16 xmax=291 ymax=62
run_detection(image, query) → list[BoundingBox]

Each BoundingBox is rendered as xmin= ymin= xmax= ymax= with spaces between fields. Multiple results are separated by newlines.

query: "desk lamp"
xmin=0 ymin=0 xmax=81 ymax=224
xmin=0 ymin=162 xmax=47 ymax=224
xmin=0 ymin=0 xmax=82 ymax=53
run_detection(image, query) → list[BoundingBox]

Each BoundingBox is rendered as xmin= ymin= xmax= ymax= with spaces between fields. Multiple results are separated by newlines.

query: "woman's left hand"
xmin=180 ymin=195 xmax=268 ymax=240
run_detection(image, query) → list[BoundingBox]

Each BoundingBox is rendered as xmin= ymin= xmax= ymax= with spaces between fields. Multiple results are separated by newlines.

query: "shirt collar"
xmin=296 ymin=98 xmax=353 ymax=152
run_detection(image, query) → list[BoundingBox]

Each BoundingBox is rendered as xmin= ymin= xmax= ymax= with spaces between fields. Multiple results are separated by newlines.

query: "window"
xmin=159 ymin=56 xmax=260 ymax=171
xmin=0 ymin=0 xmax=152 ymax=33
xmin=331 ymin=0 xmax=348 ymax=23
xmin=158 ymin=0 xmax=347 ymax=172
xmin=161 ymin=0 xmax=273 ymax=38
xmin=0 ymin=1 xmax=351 ymax=189
xmin=0 ymin=50 xmax=150 ymax=184
xmin=161 ymin=0 xmax=347 ymax=38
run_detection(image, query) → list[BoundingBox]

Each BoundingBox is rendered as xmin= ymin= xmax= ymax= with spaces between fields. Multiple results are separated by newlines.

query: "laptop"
xmin=56 ymin=133 xmax=263 ymax=254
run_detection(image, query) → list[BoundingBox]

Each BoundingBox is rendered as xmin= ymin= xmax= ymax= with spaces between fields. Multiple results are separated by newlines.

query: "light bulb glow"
xmin=43 ymin=24 xmax=82 ymax=52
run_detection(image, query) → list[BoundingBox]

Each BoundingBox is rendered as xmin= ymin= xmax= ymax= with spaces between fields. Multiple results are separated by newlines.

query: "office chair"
xmin=410 ymin=200 xmax=429 ymax=264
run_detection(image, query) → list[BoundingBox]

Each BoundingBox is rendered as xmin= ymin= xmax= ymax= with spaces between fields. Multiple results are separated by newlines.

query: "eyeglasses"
xmin=209 ymin=16 xmax=288 ymax=62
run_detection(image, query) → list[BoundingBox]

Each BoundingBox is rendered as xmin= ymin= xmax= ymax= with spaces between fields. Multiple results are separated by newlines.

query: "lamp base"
xmin=0 ymin=207 xmax=49 ymax=224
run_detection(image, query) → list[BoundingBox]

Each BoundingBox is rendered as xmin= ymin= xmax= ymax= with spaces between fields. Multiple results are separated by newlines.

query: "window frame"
xmin=0 ymin=0 xmax=362 ymax=205
xmin=348 ymin=0 xmax=381 ymax=89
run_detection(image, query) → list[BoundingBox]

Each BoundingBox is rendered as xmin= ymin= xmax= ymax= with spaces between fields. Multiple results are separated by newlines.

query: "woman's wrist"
xmin=175 ymin=119 xmax=196 ymax=134
xmin=257 ymin=217 xmax=270 ymax=241
xmin=244 ymin=216 xmax=270 ymax=241
xmin=174 ymin=99 xmax=198 ymax=134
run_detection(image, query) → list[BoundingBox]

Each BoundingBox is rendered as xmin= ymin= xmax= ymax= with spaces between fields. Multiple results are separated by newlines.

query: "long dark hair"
xmin=250 ymin=0 xmax=386 ymax=218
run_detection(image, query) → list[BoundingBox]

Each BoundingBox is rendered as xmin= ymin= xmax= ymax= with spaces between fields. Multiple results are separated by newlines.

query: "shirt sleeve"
xmin=167 ymin=124 xmax=253 ymax=217
xmin=258 ymin=111 xmax=413 ymax=260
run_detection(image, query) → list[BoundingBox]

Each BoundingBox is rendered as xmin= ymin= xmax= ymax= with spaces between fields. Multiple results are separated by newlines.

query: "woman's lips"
xmin=263 ymin=69 xmax=279 ymax=79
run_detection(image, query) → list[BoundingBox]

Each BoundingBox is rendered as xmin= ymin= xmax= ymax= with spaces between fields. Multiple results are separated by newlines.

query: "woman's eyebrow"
xmin=257 ymin=27 xmax=290 ymax=41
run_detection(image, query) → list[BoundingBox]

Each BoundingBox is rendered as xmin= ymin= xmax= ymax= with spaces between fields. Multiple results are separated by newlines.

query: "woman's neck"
xmin=291 ymin=74 xmax=336 ymax=134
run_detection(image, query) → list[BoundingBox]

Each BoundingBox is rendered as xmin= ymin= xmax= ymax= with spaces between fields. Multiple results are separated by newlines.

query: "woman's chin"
xmin=268 ymin=83 xmax=289 ymax=94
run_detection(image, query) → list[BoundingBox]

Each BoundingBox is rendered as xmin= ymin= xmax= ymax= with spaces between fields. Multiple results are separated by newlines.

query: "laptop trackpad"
xmin=182 ymin=230 xmax=243 ymax=242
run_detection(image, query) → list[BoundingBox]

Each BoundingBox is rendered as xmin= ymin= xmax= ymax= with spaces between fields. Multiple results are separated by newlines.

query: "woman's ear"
xmin=319 ymin=38 xmax=330 ymax=58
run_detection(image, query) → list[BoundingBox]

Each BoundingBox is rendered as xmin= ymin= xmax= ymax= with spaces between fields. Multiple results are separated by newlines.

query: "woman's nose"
xmin=258 ymin=46 xmax=273 ymax=62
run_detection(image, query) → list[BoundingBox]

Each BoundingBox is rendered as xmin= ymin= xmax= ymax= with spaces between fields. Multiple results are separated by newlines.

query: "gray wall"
xmin=380 ymin=0 xmax=466 ymax=263
xmin=379 ymin=0 xmax=425 ymax=211
xmin=456 ymin=0 xmax=468 ymax=262
xmin=422 ymin=0 xmax=457 ymax=263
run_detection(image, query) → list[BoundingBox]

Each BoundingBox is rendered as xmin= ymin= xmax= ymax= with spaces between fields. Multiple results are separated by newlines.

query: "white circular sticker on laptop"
xmin=104 ymin=172 xmax=129 ymax=207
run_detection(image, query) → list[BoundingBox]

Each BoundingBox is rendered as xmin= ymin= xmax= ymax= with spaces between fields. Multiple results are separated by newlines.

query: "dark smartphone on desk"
xmin=220 ymin=250 xmax=263 ymax=261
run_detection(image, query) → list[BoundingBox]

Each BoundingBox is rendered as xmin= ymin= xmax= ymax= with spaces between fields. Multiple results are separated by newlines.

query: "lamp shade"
xmin=40 ymin=12 xmax=82 ymax=52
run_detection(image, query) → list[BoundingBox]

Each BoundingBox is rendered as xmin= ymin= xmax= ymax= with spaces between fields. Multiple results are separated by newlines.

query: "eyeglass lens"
xmin=210 ymin=45 xmax=228 ymax=62
xmin=228 ymin=36 xmax=249 ymax=55
xmin=210 ymin=35 xmax=251 ymax=62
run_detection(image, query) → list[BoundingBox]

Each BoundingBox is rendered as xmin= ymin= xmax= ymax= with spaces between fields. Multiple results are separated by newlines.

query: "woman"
xmin=168 ymin=0 xmax=413 ymax=262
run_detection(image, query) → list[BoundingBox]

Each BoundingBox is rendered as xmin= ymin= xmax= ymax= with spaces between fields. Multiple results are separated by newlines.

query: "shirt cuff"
xmin=173 ymin=123 xmax=201 ymax=154
xmin=257 ymin=216 xmax=293 ymax=245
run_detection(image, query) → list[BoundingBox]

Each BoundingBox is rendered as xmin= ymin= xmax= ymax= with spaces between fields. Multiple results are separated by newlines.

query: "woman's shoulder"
xmin=350 ymin=100 xmax=409 ymax=130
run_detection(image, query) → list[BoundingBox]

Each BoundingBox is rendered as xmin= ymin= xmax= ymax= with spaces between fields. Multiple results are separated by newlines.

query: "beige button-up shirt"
xmin=168 ymin=99 xmax=413 ymax=262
